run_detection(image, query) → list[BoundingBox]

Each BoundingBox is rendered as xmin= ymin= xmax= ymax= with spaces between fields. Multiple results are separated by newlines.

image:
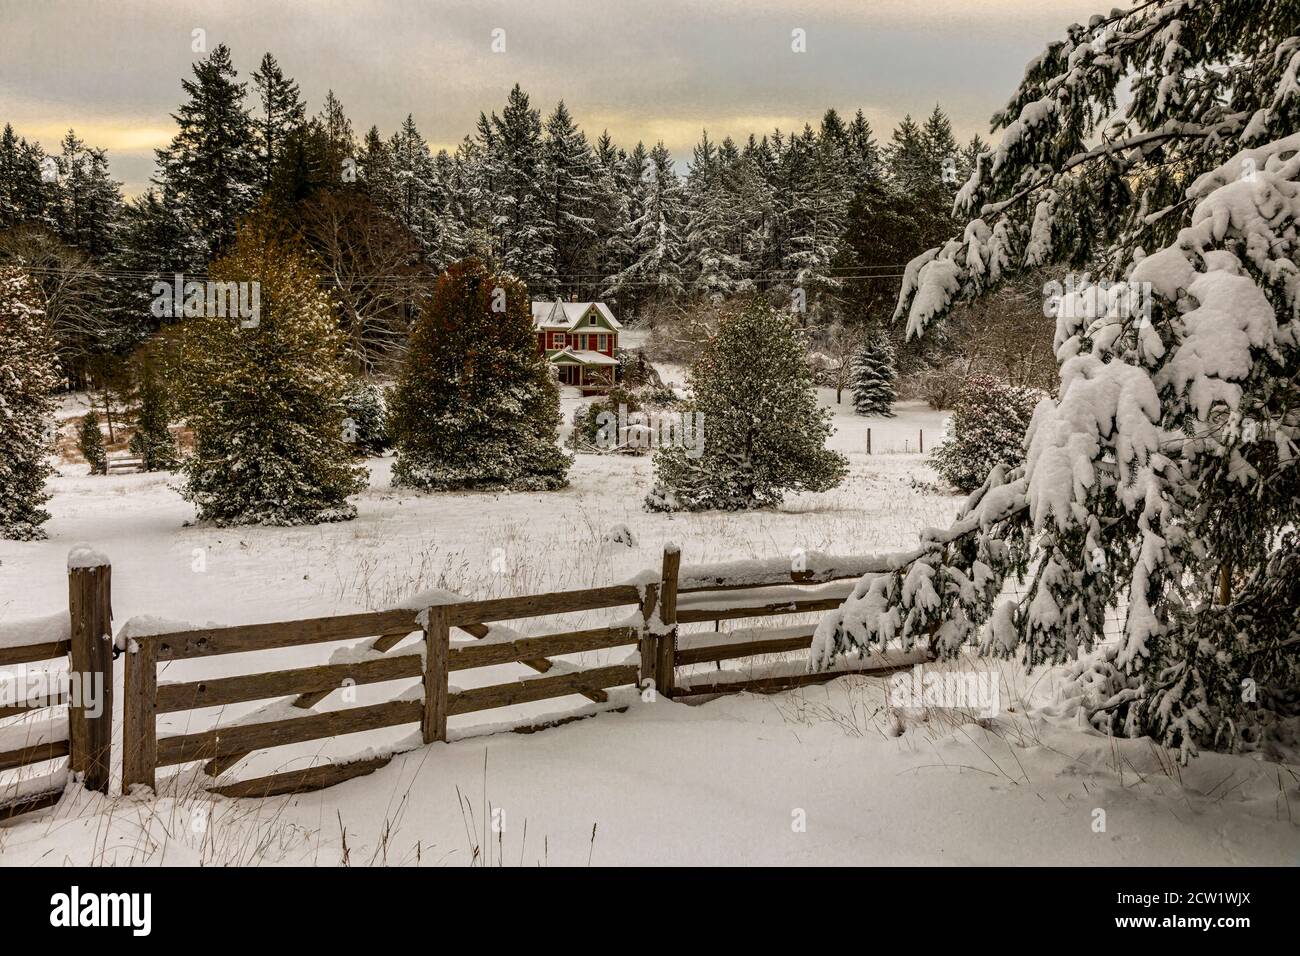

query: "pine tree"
xmin=646 ymin=298 xmax=847 ymax=511
xmin=850 ymin=329 xmax=897 ymax=416
xmin=389 ymin=259 xmax=570 ymax=492
xmin=820 ymin=0 xmax=1300 ymax=762
xmin=128 ymin=347 xmax=180 ymax=471
xmin=846 ymin=109 xmax=882 ymax=189
xmin=613 ymin=142 xmax=685 ymax=306
xmin=920 ymin=104 xmax=958 ymax=190
xmin=0 ymin=266 xmax=59 ymax=539
xmin=542 ymin=101 xmax=603 ymax=298
xmin=928 ymin=375 xmax=1040 ymax=491
xmin=482 ymin=85 xmax=555 ymax=288
xmin=685 ymin=131 xmax=748 ymax=301
xmin=251 ymin=52 xmax=305 ymax=188
xmin=154 ymin=43 xmax=260 ymax=263
xmin=51 ymin=130 xmax=121 ymax=258
xmin=104 ymin=189 xmax=200 ymax=346
xmin=78 ymin=410 xmax=107 ymax=475
xmin=341 ymin=378 xmax=390 ymax=456
xmin=885 ymin=114 xmax=932 ymax=196
xmin=171 ymin=216 xmax=366 ymax=525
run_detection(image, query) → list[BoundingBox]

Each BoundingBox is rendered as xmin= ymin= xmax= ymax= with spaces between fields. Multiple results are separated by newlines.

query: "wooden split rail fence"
xmin=1 ymin=546 xmax=921 ymax=818
xmin=0 ymin=559 xmax=113 ymax=820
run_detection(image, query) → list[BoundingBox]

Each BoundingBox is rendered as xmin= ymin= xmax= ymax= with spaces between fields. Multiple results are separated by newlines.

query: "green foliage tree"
xmin=128 ymin=348 xmax=180 ymax=471
xmin=171 ymin=217 xmax=365 ymax=525
xmin=78 ymin=410 xmax=107 ymax=475
xmin=341 ymin=379 xmax=390 ymax=457
xmin=929 ymin=375 xmax=1040 ymax=491
xmin=389 ymin=259 xmax=571 ymax=491
xmin=646 ymin=298 xmax=847 ymax=510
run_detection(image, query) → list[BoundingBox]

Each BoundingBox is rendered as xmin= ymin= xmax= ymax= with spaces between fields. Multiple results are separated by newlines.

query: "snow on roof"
xmin=530 ymin=301 xmax=622 ymax=331
xmin=548 ymin=348 xmax=619 ymax=365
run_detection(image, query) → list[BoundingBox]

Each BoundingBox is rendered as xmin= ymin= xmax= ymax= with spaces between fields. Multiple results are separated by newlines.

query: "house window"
xmin=589 ymin=314 xmax=598 ymax=325
xmin=598 ymin=334 xmax=607 ymax=351
xmin=554 ymin=333 xmax=565 ymax=348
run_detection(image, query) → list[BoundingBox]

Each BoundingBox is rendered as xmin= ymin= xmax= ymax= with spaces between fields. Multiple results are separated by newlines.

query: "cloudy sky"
xmin=2 ymin=0 xmax=1102 ymax=196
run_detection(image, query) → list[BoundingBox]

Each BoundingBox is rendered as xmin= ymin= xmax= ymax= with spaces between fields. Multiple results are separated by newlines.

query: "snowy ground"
xmin=1 ymin=383 xmax=1297 ymax=865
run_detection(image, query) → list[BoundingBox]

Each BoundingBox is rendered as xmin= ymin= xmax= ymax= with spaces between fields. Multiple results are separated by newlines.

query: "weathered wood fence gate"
xmin=1 ymin=546 xmax=916 ymax=820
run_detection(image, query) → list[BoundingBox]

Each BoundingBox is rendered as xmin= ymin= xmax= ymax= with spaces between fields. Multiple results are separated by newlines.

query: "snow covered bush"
xmin=342 ymin=379 xmax=389 ymax=456
xmin=813 ymin=0 xmax=1300 ymax=761
xmin=0 ymin=266 xmax=59 ymax=539
xmin=929 ymin=375 xmax=1041 ymax=492
xmin=646 ymin=297 xmax=847 ymax=511
xmin=77 ymin=411 xmax=107 ymax=475
xmin=389 ymin=259 xmax=571 ymax=491
xmin=171 ymin=218 xmax=366 ymax=525
xmin=850 ymin=329 xmax=897 ymax=415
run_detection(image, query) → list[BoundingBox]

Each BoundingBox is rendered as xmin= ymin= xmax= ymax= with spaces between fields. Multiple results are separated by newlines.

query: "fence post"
xmin=122 ymin=638 xmax=157 ymax=793
xmin=656 ymin=546 xmax=681 ymax=699
xmin=422 ymin=604 xmax=450 ymax=744
xmin=638 ymin=581 xmax=660 ymax=693
xmin=919 ymin=429 xmax=924 ymax=454
xmin=866 ymin=427 xmax=872 ymax=455
xmin=67 ymin=549 xmax=112 ymax=794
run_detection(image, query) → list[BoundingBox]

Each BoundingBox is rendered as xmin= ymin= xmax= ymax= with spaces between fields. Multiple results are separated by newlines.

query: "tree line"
xmin=0 ymin=43 xmax=978 ymax=381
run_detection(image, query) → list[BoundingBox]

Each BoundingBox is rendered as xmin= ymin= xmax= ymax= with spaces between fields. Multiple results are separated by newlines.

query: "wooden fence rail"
xmin=0 ymin=550 xmax=114 ymax=821
xmin=3 ymin=546 xmax=924 ymax=816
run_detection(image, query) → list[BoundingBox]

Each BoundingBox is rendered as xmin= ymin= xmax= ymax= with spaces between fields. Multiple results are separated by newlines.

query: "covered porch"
xmin=551 ymin=348 xmax=618 ymax=396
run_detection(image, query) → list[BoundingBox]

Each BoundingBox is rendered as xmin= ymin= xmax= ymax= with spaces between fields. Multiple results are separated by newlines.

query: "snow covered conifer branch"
xmin=816 ymin=0 xmax=1300 ymax=760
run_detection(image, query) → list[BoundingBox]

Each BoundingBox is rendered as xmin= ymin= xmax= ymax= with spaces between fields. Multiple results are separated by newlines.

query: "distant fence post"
xmin=866 ymin=428 xmax=872 ymax=455
xmin=656 ymin=546 xmax=681 ymax=699
xmin=121 ymin=637 xmax=157 ymax=794
xmin=638 ymin=580 xmax=661 ymax=693
xmin=422 ymin=604 xmax=450 ymax=744
xmin=67 ymin=549 xmax=113 ymax=794
xmin=919 ymin=429 xmax=924 ymax=454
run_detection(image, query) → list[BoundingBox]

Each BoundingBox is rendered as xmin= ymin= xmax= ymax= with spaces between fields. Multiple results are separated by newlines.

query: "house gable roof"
xmin=530 ymin=301 xmax=622 ymax=332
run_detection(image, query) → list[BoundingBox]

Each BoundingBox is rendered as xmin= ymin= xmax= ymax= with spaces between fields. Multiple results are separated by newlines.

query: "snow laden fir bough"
xmin=812 ymin=0 xmax=1300 ymax=761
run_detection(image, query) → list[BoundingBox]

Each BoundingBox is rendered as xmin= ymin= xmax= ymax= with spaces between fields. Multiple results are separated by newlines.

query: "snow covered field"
xmin=1 ymin=388 xmax=1296 ymax=866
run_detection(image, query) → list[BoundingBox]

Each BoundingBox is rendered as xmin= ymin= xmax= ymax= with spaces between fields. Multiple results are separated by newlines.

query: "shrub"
xmin=929 ymin=374 xmax=1043 ymax=492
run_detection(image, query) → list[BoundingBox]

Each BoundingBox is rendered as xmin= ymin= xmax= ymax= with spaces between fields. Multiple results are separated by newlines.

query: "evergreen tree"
xmin=846 ymin=109 xmax=882 ymax=189
xmin=781 ymin=124 xmax=849 ymax=314
xmin=613 ymin=142 xmax=685 ymax=306
xmin=104 ymin=189 xmax=199 ymax=345
xmin=685 ymin=131 xmax=747 ymax=301
xmin=154 ymin=43 xmax=260 ymax=262
xmin=483 ymin=85 xmax=554 ymax=287
xmin=51 ymin=130 xmax=120 ymax=258
xmin=251 ymin=52 xmax=305 ymax=188
xmin=389 ymin=259 xmax=570 ymax=492
xmin=850 ymin=329 xmax=897 ymax=416
xmin=542 ymin=101 xmax=602 ymax=297
xmin=885 ymin=114 xmax=932 ymax=195
xmin=78 ymin=410 xmax=107 ymax=475
xmin=920 ymin=104 xmax=958 ymax=190
xmin=128 ymin=347 xmax=180 ymax=471
xmin=646 ymin=298 xmax=847 ymax=511
xmin=928 ymin=375 xmax=1040 ymax=491
xmin=171 ymin=216 xmax=366 ymax=525
xmin=0 ymin=127 xmax=56 ymax=230
xmin=821 ymin=0 xmax=1300 ymax=762
xmin=341 ymin=378 xmax=390 ymax=456
xmin=0 ymin=266 xmax=59 ymax=538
